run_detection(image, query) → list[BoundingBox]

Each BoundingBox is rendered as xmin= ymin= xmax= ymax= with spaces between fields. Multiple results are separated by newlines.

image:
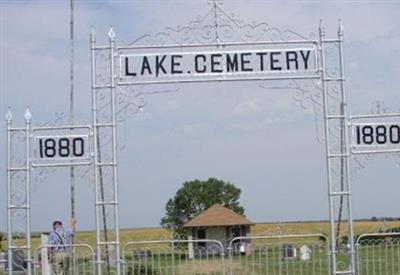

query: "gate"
xmin=32 ymin=244 xmax=95 ymax=275
xmin=122 ymin=239 xmax=225 ymax=275
xmin=355 ymin=232 xmax=400 ymax=275
xmin=227 ymin=234 xmax=329 ymax=275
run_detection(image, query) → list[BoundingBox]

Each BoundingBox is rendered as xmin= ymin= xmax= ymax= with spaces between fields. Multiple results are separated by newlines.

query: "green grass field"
xmin=2 ymin=220 xmax=400 ymax=252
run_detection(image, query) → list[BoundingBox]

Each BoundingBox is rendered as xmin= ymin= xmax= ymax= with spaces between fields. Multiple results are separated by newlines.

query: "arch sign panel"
xmin=118 ymin=43 xmax=318 ymax=84
xmin=350 ymin=114 xmax=400 ymax=154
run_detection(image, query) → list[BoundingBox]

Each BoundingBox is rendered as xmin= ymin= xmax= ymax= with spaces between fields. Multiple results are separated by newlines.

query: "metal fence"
xmin=1 ymin=248 xmax=31 ymax=275
xmin=121 ymin=234 xmax=329 ymax=275
xmin=2 ymin=232 xmax=400 ymax=274
xmin=32 ymin=244 xmax=95 ymax=275
xmin=356 ymin=232 xmax=400 ymax=275
xmin=227 ymin=234 xmax=329 ymax=275
xmin=122 ymin=239 xmax=225 ymax=275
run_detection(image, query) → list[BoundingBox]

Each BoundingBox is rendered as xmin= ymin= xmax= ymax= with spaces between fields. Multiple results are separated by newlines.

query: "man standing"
xmin=47 ymin=219 xmax=76 ymax=275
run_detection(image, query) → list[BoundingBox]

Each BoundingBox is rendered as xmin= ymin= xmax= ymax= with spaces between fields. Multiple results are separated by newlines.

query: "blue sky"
xmin=1 ymin=0 xmax=399 ymax=232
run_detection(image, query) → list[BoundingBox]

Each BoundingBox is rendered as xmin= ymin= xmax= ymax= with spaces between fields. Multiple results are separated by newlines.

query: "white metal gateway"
xmin=5 ymin=3 xmax=400 ymax=275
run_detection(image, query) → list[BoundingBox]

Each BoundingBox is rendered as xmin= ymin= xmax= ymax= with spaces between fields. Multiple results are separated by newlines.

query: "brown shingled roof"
xmin=183 ymin=204 xmax=253 ymax=228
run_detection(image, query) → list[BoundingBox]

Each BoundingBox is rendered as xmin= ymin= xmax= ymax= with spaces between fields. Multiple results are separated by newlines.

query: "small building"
xmin=183 ymin=204 xmax=253 ymax=252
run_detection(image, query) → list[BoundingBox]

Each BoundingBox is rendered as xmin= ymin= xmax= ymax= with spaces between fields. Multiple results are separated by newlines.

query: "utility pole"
xmin=69 ymin=0 xmax=76 ymax=273
xmin=69 ymin=0 xmax=75 ymax=233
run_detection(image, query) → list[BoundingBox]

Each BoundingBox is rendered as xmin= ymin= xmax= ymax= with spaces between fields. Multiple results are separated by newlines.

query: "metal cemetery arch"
xmin=4 ymin=4 xmax=364 ymax=275
xmin=90 ymin=6 xmax=355 ymax=275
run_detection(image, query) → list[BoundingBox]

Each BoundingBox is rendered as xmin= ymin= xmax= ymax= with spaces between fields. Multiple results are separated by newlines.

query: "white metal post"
xmin=108 ymin=27 xmax=122 ymax=275
xmin=24 ymin=107 xmax=32 ymax=275
xmin=337 ymin=21 xmax=356 ymax=274
xmin=6 ymin=108 xmax=13 ymax=275
xmin=90 ymin=27 xmax=103 ymax=275
xmin=319 ymin=22 xmax=337 ymax=275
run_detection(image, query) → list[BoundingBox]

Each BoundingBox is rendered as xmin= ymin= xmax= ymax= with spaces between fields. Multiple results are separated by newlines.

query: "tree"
xmin=0 ymin=232 xmax=4 ymax=251
xmin=161 ymin=178 xmax=245 ymax=238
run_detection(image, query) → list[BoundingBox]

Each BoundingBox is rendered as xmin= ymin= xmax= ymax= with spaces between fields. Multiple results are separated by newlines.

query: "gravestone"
xmin=300 ymin=245 xmax=311 ymax=261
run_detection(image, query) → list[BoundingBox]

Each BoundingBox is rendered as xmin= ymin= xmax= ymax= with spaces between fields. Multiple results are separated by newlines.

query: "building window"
xmin=197 ymin=228 xmax=206 ymax=247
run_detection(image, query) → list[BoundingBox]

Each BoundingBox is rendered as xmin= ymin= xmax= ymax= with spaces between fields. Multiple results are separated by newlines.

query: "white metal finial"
xmin=108 ymin=27 xmax=115 ymax=40
xmin=90 ymin=26 xmax=96 ymax=42
xmin=24 ymin=107 xmax=32 ymax=121
xmin=208 ymin=0 xmax=223 ymax=6
xmin=5 ymin=107 xmax=12 ymax=121
xmin=338 ymin=19 xmax=344 ymax=36
xmin=319 ymin=19 xmax=325 ymax=35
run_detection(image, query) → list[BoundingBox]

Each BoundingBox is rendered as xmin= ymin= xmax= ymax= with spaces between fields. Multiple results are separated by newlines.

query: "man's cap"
xmin=53 ymin=220 xmax=62 ymax=227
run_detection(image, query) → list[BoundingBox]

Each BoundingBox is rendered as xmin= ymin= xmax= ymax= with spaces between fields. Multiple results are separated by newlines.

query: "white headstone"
xmin=300 ymin=245 xmax=311 ymax=261
xmin=239 ymin=243 xmax=246 ymax=254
